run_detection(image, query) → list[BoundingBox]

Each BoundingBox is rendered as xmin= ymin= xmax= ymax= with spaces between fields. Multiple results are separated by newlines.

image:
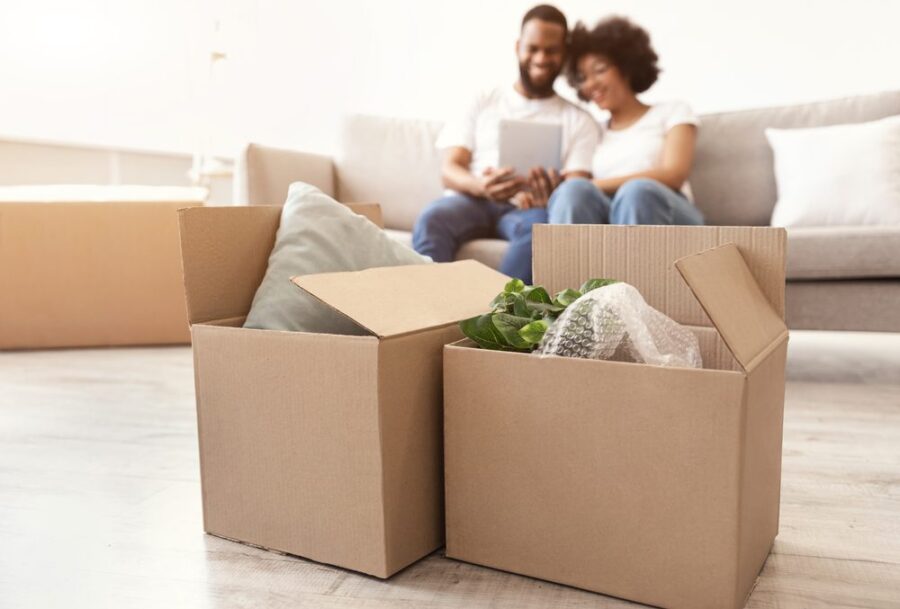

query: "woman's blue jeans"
xmin=546 ymin=177 xmax=705 ymax=226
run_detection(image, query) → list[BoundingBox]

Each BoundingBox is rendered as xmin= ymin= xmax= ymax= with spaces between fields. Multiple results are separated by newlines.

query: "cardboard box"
xmin=177 ymin=204 xmax=508 ymax=578
xmin=444 ymin=225 xmax=788 ymax=609
xmin=0 ymin=185 xmax=204 ymax=350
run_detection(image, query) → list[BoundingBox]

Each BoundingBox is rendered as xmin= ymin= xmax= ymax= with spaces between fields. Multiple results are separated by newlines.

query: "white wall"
xmin=2 ymin=0 xmax=899 ymax=158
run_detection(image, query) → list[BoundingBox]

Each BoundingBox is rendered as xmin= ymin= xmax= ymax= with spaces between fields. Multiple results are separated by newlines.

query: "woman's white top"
xmin=592 ymin=100 xmax=699 ymax=198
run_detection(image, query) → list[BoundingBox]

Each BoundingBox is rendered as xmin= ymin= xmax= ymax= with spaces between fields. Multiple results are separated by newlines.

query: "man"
xmin=412 ymin=4 xmax=598 ymax=284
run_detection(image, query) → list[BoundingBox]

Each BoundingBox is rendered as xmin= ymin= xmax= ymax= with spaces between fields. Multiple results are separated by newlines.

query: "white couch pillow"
xmin=766 ymin=115 xmax=900 ymax=227
xmin=244 ymin=182 xmax=430 ymax=333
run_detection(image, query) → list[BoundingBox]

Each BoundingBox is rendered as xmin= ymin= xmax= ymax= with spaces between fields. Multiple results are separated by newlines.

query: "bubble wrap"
xmin=537 ymin=282 xmax=702 ymax=368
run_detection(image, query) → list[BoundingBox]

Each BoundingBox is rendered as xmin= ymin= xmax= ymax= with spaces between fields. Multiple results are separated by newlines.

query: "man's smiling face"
xmin=516 ymin=18 xmax=566 ymax=98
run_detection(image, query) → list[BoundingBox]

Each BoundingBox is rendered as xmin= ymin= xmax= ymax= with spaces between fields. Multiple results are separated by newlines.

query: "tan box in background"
xmin=178 ymin=205 xmax=508 ymax=578
xmin=444 ymin=225 xmax=788 ymax=609
xmin=0 ymin=186 xmax=205 ymax=350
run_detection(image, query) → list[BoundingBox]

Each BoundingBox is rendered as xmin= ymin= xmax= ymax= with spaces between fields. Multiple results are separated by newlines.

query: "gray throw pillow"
xmin=244 ymin=182 xmax=430 ymax=333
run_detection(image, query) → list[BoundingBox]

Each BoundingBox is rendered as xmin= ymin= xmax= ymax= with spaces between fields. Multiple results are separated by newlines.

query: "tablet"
xmin=497 ymin=119 xmax=563 ymax=176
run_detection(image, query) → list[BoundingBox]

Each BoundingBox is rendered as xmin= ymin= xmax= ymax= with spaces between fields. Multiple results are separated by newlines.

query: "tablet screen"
xmin=497 ymin=119 xmax=563 ymax=176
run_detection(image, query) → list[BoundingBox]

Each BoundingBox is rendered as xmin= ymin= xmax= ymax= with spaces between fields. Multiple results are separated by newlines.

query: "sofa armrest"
xmin=233 ymin=143 xmax=336 ymax=205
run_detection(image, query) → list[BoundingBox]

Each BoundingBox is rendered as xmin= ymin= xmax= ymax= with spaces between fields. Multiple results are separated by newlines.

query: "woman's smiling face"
xmin=575 ymin=53 xmax=632 ymax=111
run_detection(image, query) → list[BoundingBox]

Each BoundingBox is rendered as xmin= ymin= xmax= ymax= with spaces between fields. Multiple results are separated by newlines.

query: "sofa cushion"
xmin=383 ymin=228 xmax=413 ymax=249
xmin=238 ymin=143 xmax=336 ymax=205
xmin=787 ymin=226 xmax=900 ymax=280
xmin=692 ymin=90 xmax=900 ymax=227
xmin=385 ymin=228 xmax=508 ymax=271
xmin=457 ymin=238 xmax=508 ymax=270
xmin=337 ymin=115 xmax=444 ymax=232
xmin=786 ymin=279 xmax=900 ymax=331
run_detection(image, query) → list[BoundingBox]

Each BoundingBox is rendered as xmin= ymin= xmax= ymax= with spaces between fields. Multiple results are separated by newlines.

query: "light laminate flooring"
xmin=1 ymin=331 xmax=899 ymax=609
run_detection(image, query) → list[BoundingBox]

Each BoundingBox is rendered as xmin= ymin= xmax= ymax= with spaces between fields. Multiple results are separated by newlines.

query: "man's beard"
xmin=518 ymin=62 xmax=558 ymax=97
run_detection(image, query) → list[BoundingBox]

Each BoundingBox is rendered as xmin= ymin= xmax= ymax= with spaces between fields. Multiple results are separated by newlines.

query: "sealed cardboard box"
xmin=0 ymin=185 xmax=204 ymax=349
xmin=178 ymin=205 xmax=508 ymax=578
xmin=444 ymin=224 xmax=788 ymax=609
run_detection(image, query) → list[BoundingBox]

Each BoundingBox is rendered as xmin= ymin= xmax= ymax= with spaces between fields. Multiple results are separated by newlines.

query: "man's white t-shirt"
xmin=437 ymin=84 xmax=599 ymax=181
xmin=592 ymin=100 xmax=699 ymax=198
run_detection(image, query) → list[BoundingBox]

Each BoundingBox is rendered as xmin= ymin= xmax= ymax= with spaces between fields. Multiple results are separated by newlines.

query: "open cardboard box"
xmin=444 ymin=224 xmax=788 ymax=609
xmin=178 ymin=204 xmax=508 ymax=578
xmin=0 ymin=186 xmax=205 ymax=350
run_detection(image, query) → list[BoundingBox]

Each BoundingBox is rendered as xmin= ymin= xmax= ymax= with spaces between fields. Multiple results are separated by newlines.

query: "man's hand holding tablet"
xmin=477 ymin=167 xmax=528 ymax=202
xmin=498 ymin=119 xmax=565 ymax=208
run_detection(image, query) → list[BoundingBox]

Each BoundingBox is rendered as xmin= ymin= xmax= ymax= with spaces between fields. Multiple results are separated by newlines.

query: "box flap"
xmin=179 ymin=206 xmax=281 ymax=325
xmin=291 ymin=260 xmax=509 ymax=338
xmin=178 ymin=203 xmax=385 ymax=325
xmin=675 ymin=243 xmax=787 ymax=372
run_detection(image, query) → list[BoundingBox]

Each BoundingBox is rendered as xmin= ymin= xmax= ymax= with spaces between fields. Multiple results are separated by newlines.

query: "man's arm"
xmin=441 ymin=147 xmax=525 ymax=201
xmin=441 ymin=147 xmax=483 ymax=196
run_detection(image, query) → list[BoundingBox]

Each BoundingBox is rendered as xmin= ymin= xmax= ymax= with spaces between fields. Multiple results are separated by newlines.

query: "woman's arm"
xmin=592 ymin=124 xmax=697 ymax=195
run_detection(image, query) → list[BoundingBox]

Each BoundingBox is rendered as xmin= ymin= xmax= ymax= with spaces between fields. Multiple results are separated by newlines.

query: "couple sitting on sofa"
xmin=412 ymin=5 xmax=703 ymax=284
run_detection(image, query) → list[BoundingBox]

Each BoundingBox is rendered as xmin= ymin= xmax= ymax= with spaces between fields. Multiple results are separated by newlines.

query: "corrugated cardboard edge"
xmin=376 ymin=351 xmax=392 ymax=577
xmin=377 ymin=326 xmax=461 ymax=575
xmin=733 ymin=338 xmax=787 ymax=607
xmin=675 ymin=243 xmax=789 ymax=373
xmin=206 ymin=531 xmax=396 ymax=579
xmin=190 ymin=325 xmax=211 ymax=534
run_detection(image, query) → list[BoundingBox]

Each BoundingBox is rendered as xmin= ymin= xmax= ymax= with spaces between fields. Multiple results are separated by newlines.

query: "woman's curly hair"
xmin=565 ymin=16 xmax=660 ymax=98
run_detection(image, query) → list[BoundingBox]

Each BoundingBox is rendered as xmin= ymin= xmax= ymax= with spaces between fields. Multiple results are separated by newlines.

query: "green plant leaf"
xmin=512 ymin=293 xmax=531 ymax=318
xmin=492 ymin=313 xmax=533 ymax=350
xmin=528 ymin=302 xmax=565 ymax=318
xmin=522 ymin=286 xmax=552 ymax=304
xmin=489 ymin=291 xmax=514 ymax=313
xmin=459 ymin=315 xmax=510 ymax=351
xmin=580 ymin=278 xmax=619 ymax=294
xmin=504 ymin=287 xmax=557 ymax=320
xmin=504 ymin=278 xmax=525 ymax=294
xmin=553 ymin=288 xmax=582 ymax=307
xmin=490 ymin=278 xmax=528 ymax=312
xmin=518 ymin=319 xmax=549 ymax=345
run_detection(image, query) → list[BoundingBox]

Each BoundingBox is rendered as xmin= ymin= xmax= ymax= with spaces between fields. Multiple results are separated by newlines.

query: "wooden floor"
xmin=1 ymin=331 xmax=898 ymax=608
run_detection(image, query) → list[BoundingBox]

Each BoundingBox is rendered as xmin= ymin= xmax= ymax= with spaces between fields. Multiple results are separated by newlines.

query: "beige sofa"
xmin=235 ymin=90 xmax=900 ymax=331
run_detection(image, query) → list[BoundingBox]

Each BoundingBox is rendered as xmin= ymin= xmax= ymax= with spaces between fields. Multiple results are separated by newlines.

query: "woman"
xmin=543 ymin=16 xmax=704 ymax=227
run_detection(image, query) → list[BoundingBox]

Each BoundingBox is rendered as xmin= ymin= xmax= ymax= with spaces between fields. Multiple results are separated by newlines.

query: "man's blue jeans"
xmin=412 ymin=194 xmax=546 ymax=284
xmin=546 ymin=177 xmax=705 ymax=226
